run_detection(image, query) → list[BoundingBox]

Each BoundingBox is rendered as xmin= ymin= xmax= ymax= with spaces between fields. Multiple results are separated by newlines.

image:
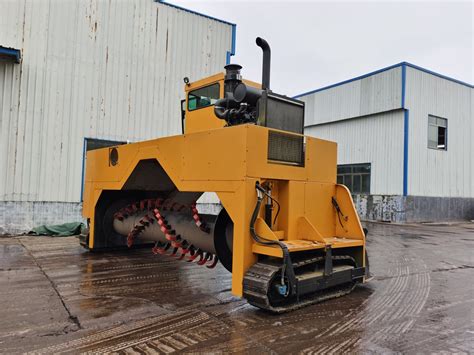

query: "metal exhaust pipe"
xmin=256 ymin=37 xmax=271 ymax=91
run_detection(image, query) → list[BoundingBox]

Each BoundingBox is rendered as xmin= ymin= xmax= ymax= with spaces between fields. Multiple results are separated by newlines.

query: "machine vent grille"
xmin=267 ymin=131 xmax=304 ymax=166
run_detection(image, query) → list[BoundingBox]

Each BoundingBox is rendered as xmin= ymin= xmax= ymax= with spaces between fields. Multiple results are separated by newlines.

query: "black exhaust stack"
xmin=215 ymin=36 xmax=304 ymax=137
xmin=256 ymin=37 xmax=271 ymax=91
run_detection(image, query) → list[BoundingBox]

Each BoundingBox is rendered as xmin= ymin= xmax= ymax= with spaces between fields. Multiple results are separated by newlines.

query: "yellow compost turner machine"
xmin=82 ymin=38 xmax=369 ymax=312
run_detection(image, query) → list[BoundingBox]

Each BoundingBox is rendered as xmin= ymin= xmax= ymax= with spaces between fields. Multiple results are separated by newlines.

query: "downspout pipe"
xmin=256 ymin=37 xmax=271 ymax=90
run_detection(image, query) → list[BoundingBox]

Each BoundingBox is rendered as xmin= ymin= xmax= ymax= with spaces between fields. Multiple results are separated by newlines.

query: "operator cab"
xmin=181 ymin=72 xmax=261 ymax=134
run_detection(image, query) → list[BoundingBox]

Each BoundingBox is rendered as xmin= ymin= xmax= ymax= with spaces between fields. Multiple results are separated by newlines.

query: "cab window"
xmin=188 ymin=83 xmax=220 ymax=111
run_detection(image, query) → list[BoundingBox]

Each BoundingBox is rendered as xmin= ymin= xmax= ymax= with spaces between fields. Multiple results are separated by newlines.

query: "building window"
xmin=428 ymin=115 xmax=447 ymax=150
xmin=337 ymin=163 xmax=371 ymax=194
xmin=188 ymin=83 xmax=220 ymax=111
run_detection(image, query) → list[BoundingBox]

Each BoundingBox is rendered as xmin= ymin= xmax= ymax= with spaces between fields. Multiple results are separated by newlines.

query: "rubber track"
xmin=243 ymin=256 xmax=357 ymax=313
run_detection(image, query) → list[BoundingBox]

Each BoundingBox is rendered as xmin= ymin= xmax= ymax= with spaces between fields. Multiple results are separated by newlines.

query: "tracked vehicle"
xmin=82 ymin=38 xmax=369 ymax=312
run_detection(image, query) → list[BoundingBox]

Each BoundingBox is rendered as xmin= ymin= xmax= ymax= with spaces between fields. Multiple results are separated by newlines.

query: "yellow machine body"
xmin=82 ymin=74 xmax=366 ymax=299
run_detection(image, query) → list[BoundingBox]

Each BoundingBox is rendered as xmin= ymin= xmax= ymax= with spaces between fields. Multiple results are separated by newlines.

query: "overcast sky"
xmin=171 ymin=0 xmax=473 ymax=96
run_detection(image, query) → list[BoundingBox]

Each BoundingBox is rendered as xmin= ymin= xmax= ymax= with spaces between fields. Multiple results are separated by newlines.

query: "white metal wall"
xmin=0 ymin=0 xmax=232 ymax=203
xmin=305 ymin=110 xmax=405 ymax=195
xmin=405 ymin=67 xmax=473 ymax=197
xmin=300 ymin=67 xmax=402 ymax=126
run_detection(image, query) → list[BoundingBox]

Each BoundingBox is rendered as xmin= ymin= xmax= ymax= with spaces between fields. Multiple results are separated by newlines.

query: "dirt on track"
xmin=0 ymin=221 xmax=473 ymax=353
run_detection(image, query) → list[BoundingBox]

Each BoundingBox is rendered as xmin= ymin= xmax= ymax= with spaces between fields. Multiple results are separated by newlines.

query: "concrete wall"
xmin=0 ymin=201 xmax=83 ymax=235
xmin=0 ymin=195 xmax=221 ymax=235
xmin=353 ymin=195 xmax=474 ymax=223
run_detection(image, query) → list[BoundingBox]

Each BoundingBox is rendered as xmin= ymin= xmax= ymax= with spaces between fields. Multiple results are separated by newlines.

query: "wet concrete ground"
xmin=1 ymin=222 xmax=473 ymax=354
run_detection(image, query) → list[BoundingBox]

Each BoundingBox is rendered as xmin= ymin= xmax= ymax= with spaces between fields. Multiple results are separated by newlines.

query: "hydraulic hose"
xmin=250 ymin=182 xmax=297 ymax=297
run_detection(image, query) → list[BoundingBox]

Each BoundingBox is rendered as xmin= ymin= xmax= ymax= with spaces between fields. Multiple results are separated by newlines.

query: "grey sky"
xmin=171 ymin=0 xmax=473 ymax=96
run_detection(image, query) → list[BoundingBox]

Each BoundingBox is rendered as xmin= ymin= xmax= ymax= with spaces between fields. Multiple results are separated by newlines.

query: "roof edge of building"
xmin=0 ymin=45 xmax=21 ymax=63
xmin=294 ymin=62 xmax=473 ymax=99
xmin=156 ymin=0 xmax=236 ymax=27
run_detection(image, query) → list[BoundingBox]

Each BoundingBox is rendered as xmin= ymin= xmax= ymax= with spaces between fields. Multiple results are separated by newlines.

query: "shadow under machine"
xmin=81 ymin=37 xmax=369 ymax=312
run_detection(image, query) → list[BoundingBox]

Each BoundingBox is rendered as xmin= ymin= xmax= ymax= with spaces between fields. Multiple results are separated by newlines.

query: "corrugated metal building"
xmin=0 ymin=0 xmax=234 ymax=233
xmin=297 ymin=63 xmax=473 ymax=222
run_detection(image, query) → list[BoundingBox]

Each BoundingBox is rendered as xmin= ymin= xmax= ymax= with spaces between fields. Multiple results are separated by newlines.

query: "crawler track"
xmin=243 ymin=256 xmax=360 ymax=313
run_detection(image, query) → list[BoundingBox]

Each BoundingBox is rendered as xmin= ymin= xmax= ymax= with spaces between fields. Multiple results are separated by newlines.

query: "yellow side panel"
xmin=335 ymin=184 xmax=365 ymax=240
xmin=305 ymin=137 xmax=337 ymax=183
xmin=281 ymin=181 xmax=306 ymax=241
xmin=217 ymin=179 xmax=257 ymax=296
xmin=296 ymin=216 xmax=325 ymax=243
xmin=185 ymin=106 xmax=225 ymax=134
xmin=182 ymin=126 xmax=247 ymax=181
xmin=255 ymin=217 xmax=279 ymax=241
xmin=82 ymin=181 xmax=92 ymax=216
xmin=150 ymin=135 xmax=184 ymax=185
xmin=304 ymin=182 xmax=336 ymax=238
xmin=85 ymin=144 xmax=139 ymax=183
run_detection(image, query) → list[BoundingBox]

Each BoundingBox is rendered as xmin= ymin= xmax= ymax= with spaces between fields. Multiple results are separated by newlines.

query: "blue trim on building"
xmin=401 ymin=64 xmax=406 ymax=108
xmin=294 ymin=61 xmax=473 ymax=99
xmin=401 ymin=64 xmax=407 ymax=196
xmin=156 ymin=0 xmax=235 ymax=27
xmin=403 ymin=110 xmax=409 ymax=196
xmin=401 ymin=64 xmax=408 ymax=196
xmin=226 ymin=24 xmax=236 ymax=64
xmin=0 ymin=46 xmax=21 ymax=63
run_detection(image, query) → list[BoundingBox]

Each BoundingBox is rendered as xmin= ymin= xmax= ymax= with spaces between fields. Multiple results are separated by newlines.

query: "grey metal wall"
xmin=405 ymin=67 xmax=473 ymax=198
xmin=300 ymin=67 xmax=402 ymax=126
xmin=0 ymin=0 xmax=232 ymax=203
xmin=305 ymin=110 xmax=405 ymax=195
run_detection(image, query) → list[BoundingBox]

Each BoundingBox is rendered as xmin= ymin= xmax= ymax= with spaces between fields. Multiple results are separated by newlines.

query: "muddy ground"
xmin=0 ymin=222 xmax=473 ymax=354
